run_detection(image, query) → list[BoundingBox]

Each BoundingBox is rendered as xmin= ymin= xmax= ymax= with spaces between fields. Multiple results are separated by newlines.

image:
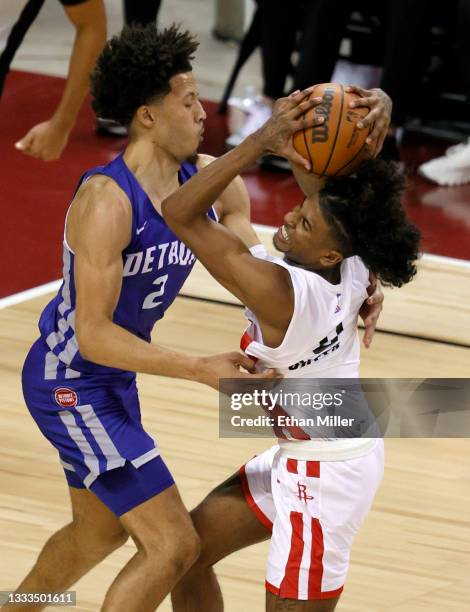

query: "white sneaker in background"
xmin=419 ymin=138 xmax=470 ymax=186
xmin=226 ymin=95 xmax=272 ymax=149
xmin=227 ymin=85 xmax=259 ymax=135
xmin=331 ymin=59 xmax=383 ymax=90
xmin=96 ymin=117 xmax=128 ymax=137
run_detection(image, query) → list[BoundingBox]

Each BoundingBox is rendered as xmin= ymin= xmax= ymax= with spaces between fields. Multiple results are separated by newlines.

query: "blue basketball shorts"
xmin=21 ymin=337 xmax=175 ymax=516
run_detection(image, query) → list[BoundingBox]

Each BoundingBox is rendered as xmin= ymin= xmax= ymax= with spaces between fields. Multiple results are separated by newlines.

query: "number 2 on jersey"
xmin=142 ymin=274 xmax=169 ymax=309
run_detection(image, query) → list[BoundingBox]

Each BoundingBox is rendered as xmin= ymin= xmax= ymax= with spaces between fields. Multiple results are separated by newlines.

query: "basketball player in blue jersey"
xmin=7 ymin=25 xmax=390 ymax=612
xmin=162 ymin=90 xmax=420 ymax=611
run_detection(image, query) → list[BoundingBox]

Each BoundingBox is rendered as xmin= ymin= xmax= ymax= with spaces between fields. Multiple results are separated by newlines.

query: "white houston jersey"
xmin=242 ymin=245 xmax=376 ymax=461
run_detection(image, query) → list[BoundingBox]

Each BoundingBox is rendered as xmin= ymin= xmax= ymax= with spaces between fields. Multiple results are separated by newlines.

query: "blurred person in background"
xmin=3 ymin=0 xmax=164 ymax=158
xmin=287 ymin=0 xmax=429 ymax=161
xmin=419 ymin=0 xmax=470 ymax=186
xmin=124 ymin=0 xmax=161 ymax=27
xmin=0 ymin=0 xmax=106 ymax=161
xmin=225 ymin=0 xmax=299 ymax=156
xmin=228 ymin=0 xmax=429 ymax=166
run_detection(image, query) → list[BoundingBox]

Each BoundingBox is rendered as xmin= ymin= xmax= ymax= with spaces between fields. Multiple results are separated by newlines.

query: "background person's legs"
xmin=124 ymin=0 xmax=162 ymax=27
xmin=457 ymin=0 xmax=470 ymax=101
xmin=380 ymin=0 xmax=430 ymax=129
xmin=258 ymin=0 xmax=300 ymax=100
xmin=293 ymin=0 xmax=351 ymax=91
xmin=418 ymin=0 xmax=470 ymax=183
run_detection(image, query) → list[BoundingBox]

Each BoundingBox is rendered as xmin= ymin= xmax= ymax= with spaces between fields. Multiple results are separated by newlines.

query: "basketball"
xmin=293 ymin=82 xmax=373 ymax=177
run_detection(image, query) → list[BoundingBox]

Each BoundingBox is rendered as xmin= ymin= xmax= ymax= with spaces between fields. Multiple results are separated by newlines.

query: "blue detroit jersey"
xmin=38 ymin=153 xmax=216 ymax=378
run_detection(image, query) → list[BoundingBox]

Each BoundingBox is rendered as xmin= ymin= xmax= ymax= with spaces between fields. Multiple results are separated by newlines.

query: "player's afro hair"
xmin=320 ymin=159 xmax=421 ymax=288
xmin=91 ymin=23 xmax=199 ymax=126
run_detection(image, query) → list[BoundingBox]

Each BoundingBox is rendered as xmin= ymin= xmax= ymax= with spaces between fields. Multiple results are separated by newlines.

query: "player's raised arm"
xmin=197 ymin=154 xmax=260 ymax=249
xmin=162 ymin=89 xmax=324 ymax=342
xmin=69 ymin=177 xmax=264 ymax=389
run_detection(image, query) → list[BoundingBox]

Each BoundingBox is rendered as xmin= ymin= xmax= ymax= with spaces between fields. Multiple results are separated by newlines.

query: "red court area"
xmin=1 ymin=70 xmax=470 ymax=298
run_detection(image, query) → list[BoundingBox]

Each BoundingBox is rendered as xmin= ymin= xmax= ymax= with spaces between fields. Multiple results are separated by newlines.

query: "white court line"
xmin=420 ymin=252 xmax=470 ymax=269
xmin=253 ymin=224 xmax=470 ymax=269
xmin=0 ymin=226 xmax=469 ymax=310
xmin=0 ymin=279 xmax=61 ymax=310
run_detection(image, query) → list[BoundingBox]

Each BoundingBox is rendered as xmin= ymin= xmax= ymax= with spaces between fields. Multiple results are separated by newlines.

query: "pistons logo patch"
xmin=54 ymin=387 xmax=78 ymax=408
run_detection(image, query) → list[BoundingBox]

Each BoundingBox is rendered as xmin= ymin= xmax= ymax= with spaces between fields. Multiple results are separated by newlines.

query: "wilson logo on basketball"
xmin=311 ymin=86 xmax=335 ymax=143
xmin=54 ymin=387 xmax=78 ymax=408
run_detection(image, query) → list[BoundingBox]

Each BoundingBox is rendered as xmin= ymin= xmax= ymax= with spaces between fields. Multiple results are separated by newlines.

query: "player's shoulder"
xmin=74 ymin=174 xmax=131 ymax=219
xmin=196 ymin=153 xmax=217 ymax=170
xmin=348 ymin=255 xmax=369 ymax=285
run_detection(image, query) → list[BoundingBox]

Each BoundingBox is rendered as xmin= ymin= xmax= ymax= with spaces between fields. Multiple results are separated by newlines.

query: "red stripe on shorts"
xmin=306 ymin=461 xmax=320 ymax=478
xmin=308 ymin=517 xmax=325 ymax=598
xmin=279 ymin=511 xmax=304 ymax=598
xmin=286 ymin=459 xmax=298 ymax=474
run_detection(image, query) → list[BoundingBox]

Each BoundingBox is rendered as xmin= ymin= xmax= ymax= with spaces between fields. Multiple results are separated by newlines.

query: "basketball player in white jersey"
xmin=162 ymin=89 xmax=420 ymax=611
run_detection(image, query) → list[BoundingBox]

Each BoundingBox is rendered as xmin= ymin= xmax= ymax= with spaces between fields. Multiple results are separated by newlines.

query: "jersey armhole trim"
xmin=247 ymin=262 xmax=301 ymax=355
xmin=63 ymin=204 xmax=75 ymax=255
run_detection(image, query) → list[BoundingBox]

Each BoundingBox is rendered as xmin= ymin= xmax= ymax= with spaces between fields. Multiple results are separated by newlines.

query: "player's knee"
xmin=143 ymin=524 xmax=200 ymax=577
xmin=166 ymin=525 xmax=201 ymax=577
xmin=174 ymin=528 xmax=201 ymax=575
xmin=106 ymin=527 xmax=129 ymax=550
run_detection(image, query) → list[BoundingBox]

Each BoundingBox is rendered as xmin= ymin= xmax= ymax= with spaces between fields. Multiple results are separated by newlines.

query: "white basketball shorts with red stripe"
xmin=239 ymin=440 xmax=384 ymax=600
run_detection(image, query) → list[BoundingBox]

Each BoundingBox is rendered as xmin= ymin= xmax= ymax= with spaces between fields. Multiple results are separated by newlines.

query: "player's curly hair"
xmin=319 ymin=159 xmax=421 ymax=287
xmin=91 ymin=23 xmax=199 ymax=125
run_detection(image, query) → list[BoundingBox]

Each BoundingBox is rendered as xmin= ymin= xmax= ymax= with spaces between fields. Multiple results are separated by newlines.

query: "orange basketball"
xmin=293 ymin=83 xmax=372 ymax=177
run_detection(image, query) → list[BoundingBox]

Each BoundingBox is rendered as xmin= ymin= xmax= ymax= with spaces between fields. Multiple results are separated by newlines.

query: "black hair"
xmin=319 ymin=159 xmax=421 ymax=287
xmin=91 ymin=23 xmax=199 ymax=126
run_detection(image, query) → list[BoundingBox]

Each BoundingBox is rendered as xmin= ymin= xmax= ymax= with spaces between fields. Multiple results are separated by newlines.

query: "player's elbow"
xmin=75 ymin=320 xmax=100 ymax=362
xmin=161 ymin=197 xmax=190 ymax=229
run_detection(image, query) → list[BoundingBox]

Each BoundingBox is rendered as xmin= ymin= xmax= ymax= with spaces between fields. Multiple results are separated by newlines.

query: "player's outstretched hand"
xmin=15 ymin=118 xmax=70 ymax=161
xmin=359 ymin=272 xmax=384 ymax=349
xmin=345 ymin=85 xmax=392 ymax=158
xmin=253 ymin=87 xmax=325 ymax=171
xmin=197 ymin=352 xmax=281 ymax=391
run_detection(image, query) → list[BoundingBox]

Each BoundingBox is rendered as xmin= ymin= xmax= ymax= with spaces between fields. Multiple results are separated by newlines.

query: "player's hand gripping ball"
xmin=293 ymin=82 xmax=373 ymax=177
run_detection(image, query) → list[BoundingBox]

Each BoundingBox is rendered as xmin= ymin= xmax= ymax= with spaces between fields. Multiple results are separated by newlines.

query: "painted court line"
xmin=0 ymin=225 xmax=469 ymax=309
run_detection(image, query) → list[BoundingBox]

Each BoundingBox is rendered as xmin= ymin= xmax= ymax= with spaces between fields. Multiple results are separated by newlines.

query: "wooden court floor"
xmin=1 ymin=293 xmax=470 ymax=611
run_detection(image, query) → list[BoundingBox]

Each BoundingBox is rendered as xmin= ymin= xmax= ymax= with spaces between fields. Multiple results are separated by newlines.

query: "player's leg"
xmin=2 ymin=485 xmax=128 ymax=611
xmin=264 ymin=443 xmax=384 ymax=612
xmin=102 ymin=482 xmax=200 ymax=611
xmin=171 ymin=448 xmax=277 ymax=612
xmin=266 ymin=591 xmax=340 ymax=611
xmin=17 ymin=338 xmax=195 ymax=611
xmin=171 ymin=472 xmax=271 ymax=612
